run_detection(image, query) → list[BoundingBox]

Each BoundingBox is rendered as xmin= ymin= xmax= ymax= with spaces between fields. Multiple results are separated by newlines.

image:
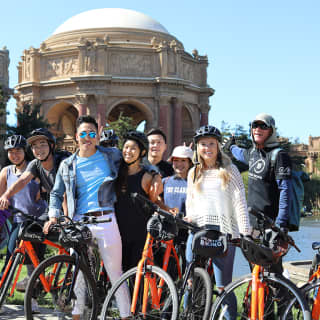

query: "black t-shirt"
xmin=26 ymin=150 xmax=71 ymax=200
xmin=244 ymin=147 xmax=292 ymax=221
xmin=156 ymin=160 xmax=174 ymax=178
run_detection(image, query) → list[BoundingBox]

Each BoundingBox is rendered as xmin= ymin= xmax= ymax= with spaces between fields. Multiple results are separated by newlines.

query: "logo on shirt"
xmin=278 ymin=167 xmax=291 ymax=176
xmin=249 ymin=158 xmax=266 ymax=174
xmin=165 ymin=186 xmax=187 ymax=194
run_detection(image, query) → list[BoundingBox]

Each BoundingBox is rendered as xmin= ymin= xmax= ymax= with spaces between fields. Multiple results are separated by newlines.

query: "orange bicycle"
xmin=101 ymin=193 xmax=215 ymax=320
xmin=0 ymin=207 xmax=68 ymax=311
xmin=287 ymin=242 xmax=320 ymax=319
xmin=210 ymin=208 xmax=311 ymax=320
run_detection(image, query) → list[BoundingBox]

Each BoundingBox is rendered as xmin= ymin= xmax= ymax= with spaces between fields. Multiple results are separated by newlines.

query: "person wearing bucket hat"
xmin=0 ymin=135 xmax=47 ymax=299
xmin=0 ymin=128 xmax=71 ymax=209
xmin=161 ymin=145 xmax=194 ymax=278
xmin=163 ymin=145 xmax=193 ymax=216
xmin=185 ymin=125 xmax=252 ymax=319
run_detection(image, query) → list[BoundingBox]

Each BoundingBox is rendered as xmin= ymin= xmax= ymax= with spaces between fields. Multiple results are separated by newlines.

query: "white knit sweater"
xmin=186 ymin=164 xmax=252 ymax=238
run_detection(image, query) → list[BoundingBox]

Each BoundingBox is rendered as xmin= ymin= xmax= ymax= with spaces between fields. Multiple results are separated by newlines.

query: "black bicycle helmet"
xmin=123 ymin=131 xmax=149 ymax=154
xmin=4 ymin=135 xmax=27 ymax=151
xmin=100 ymin=129 xmax=119 ymax=147
xmin=27 ymin=128 xmax=56 ymax=146
xmin=193 ymin=125 xmax=222 ymax=143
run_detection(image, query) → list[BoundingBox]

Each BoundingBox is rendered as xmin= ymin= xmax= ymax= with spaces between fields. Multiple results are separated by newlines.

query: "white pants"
xmin=72 ymin=213 xmax=131 ymax=317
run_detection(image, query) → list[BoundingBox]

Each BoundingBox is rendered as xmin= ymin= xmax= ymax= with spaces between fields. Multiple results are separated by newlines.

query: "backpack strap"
xmin=269 ymin=147 xmax=282 ymax=180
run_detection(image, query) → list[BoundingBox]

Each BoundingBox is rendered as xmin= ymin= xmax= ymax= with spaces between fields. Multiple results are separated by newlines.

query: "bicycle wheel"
xmin=100 ymin=265 xmax=178 ymax=320
xmin=24 ymin=254 xmax=98 ymax=320
xmin=210 ymin=273 xmax=310 ymax=320
xmin=286 ymin=280 xmax=320 ymax=320
xmin=0 ymin=252 xmax=24 ymax=309
xmin=179 ymin=267 xmax=212 ymax=320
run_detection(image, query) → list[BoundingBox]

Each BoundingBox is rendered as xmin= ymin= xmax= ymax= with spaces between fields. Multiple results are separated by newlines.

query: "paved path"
xmin=0 ymin=304 xmax=72 ymax=319
xmin=1 ymin=304 xmax=28 ymax=319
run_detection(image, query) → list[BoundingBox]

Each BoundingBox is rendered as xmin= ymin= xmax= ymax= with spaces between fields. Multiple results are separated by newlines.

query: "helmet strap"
xmin=15 ymin=159 xmax=26 ymax=168
xmin=40 ymin=144 xmax=53 ymax=162
xmin=127 ymin=157 xmax=140 ymax=166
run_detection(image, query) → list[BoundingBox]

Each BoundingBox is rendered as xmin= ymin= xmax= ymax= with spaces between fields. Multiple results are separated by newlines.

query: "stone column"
xmin=158 ymin=41 xmax=168 ymax=77
xmin=95 ymin=94 xmax=107 ymax=131
xmin=29 ymin=47 xmax=40 ymax=82
xmin=75 ymin=94 xmax=88 ymax=116
xmin=158 ymin=96 xmax=170 ymax=137
xmin=200 ymin=109 xmax=209 ymax=126
xmin=172 ymin=98 xmax=182 ymax=147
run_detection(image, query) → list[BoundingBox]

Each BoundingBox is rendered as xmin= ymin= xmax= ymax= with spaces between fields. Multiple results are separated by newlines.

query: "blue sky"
xmin=1 ymin=0 xmax=319 ymax=143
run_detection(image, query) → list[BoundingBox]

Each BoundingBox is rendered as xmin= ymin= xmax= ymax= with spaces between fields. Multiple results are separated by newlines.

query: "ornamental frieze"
xmin=110 ymin=53 xmax=152 ymax=76
xmin=44 ymin=56 xmax=79 ymax=79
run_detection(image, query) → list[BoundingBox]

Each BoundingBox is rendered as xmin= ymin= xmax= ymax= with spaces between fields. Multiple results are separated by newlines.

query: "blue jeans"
xmin=185 ymin=232 xmax=237 ymax=319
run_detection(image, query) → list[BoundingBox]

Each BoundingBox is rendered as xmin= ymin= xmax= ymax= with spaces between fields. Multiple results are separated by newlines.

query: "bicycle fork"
xmin=251 ymin=266 xmax=267 ymax=320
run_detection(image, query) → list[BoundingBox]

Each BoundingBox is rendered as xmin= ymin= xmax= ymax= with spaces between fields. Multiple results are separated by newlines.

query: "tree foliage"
xmin=220 ymin=121 xmax=252 ymax=172
xmin=7 ymin=104 xmax=51 ymax=138
xmin=104 ymin=112 xmax=135 ymax=149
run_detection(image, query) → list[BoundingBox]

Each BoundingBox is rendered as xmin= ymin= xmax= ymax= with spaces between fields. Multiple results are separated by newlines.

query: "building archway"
xmin=107 ymin=99 xmax=153 ymax=130
xmin=46 ymin=101 xmax=78 ymax=151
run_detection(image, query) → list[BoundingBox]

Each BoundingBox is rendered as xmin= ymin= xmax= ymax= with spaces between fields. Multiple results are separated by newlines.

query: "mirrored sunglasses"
xmin=252 ymin=122 xmax=270 ymax=130
xmin=79 ymin=131 xmax=97 ymax=139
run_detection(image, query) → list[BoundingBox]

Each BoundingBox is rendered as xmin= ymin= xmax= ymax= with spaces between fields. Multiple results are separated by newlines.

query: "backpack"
xmin=270 ymin=148 xmax=307 ymax=232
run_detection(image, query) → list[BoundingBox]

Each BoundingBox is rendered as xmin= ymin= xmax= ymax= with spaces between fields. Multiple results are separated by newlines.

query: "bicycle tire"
xmin=179 ymin=267 xmax=212 ymax=320
xmin=24 ymin=254 xmax=98 ymax=320
xmin=210 ymin=273 xmax=311 ymax=320
xmin=100 ymin=265 xmax=179 ymax=320
xmin=286 ymin=280 xmax=320 ymax=320
xmin=0 ymin=252 xmax=23 ymax=309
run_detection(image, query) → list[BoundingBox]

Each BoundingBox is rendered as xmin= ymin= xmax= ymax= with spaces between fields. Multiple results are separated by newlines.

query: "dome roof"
xmin=53 ymin=8 xmax=169 ymax=35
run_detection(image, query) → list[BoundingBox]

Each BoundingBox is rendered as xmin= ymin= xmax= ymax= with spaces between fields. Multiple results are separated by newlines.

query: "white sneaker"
xmin=16 ymin=276 xmax=29 ymax=292
xmin=32 ymin=298 xmax=40 ymax=314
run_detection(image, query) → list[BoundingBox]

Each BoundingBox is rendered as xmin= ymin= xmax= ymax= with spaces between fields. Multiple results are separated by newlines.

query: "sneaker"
xmin=32 ymin=298 xmax=40 ymax=314
xmin=15 ymin=276 xmax=29 ymax=292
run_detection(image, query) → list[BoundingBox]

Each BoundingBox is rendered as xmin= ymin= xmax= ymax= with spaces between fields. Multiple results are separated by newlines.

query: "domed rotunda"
xmin=15 ymin=8 xmax=214 ymax=152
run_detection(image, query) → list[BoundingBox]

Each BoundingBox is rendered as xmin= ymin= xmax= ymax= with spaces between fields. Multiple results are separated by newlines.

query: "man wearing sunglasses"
xmin=44 ymin=115 xmax=131 ymax=320
xmin=225 ymin=113 xmax=292 ymax=265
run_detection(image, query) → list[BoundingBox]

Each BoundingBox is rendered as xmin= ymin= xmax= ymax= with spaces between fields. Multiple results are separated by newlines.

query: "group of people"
xmin=0 ymin=112 xmax=293 ymax=319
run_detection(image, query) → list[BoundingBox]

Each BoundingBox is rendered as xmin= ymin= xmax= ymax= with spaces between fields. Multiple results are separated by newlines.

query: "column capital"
xmin=158 ymin=96 xmax=171 ymax=105
xmin=74 ymin=94 xmax=89 ymax=105
xmin=95 ymin=94 xmax=107 ymax=105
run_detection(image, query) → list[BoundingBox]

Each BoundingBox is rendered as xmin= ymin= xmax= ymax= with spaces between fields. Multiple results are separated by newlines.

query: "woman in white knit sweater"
xmin=185 ymin=125 xmax=252 ymax=320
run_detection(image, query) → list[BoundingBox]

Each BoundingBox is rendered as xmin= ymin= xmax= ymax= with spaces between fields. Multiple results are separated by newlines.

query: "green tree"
xmin=104 ymin=112 xmax=135 ymax=149
xmin=220 ymin=121 xmax=251 ymax=172
xmin=7 ymin=103 xmax=51 ymax=137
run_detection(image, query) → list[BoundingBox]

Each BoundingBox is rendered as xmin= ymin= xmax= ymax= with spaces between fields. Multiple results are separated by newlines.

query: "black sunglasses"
xmin=252 ymin=122 xmax=270 ymax=130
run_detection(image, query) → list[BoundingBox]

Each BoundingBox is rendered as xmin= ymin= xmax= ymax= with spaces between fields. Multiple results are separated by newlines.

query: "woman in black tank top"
xmin=115 ymin=131 xmax=162 ymax=272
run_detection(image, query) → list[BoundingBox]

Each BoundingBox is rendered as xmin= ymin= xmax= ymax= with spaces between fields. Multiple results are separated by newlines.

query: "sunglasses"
xmin=79 ymin=131 xmax=97 ymax=139
xmin=252 ymin=122 xmax=270 ymax=130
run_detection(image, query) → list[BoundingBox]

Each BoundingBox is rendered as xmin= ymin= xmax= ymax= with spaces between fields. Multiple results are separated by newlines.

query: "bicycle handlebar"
xmin=131 ymin=192 xmax=201 ymax=232
xmin=49 ymin=215 xmax=111 ymax=233
xmin=248 ymin=207 xmax=300 ymax=253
